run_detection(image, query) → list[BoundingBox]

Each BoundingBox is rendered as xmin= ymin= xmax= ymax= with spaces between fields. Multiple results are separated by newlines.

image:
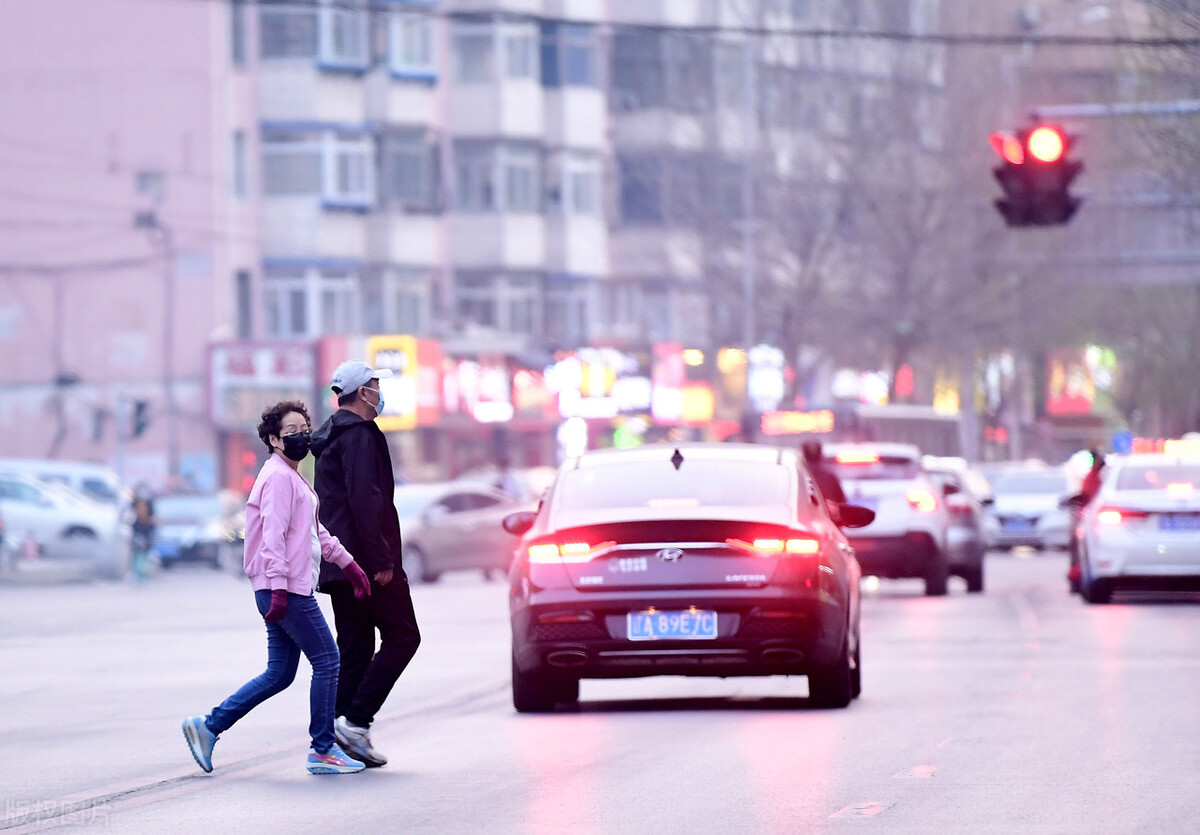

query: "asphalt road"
xmin=3 ymin=551 xmax=1199 ymax=834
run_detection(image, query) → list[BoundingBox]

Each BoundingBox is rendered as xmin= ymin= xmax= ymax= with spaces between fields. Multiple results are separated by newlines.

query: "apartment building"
xmin=0 ymin=0 xmax=257 ymax=488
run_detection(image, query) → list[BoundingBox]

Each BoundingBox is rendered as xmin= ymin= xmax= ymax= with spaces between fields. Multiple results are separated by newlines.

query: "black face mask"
xmin=280 ymin=431 xmax=311 ymax=462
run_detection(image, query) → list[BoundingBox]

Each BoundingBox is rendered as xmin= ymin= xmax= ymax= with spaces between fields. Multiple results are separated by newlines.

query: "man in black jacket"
xmin=311 ymin=360 xmax=420 ymax=768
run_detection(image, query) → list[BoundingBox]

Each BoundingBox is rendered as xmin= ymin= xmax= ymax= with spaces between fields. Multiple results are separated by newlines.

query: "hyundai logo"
xmin=656 ymin=547 xmax=685 ymax=563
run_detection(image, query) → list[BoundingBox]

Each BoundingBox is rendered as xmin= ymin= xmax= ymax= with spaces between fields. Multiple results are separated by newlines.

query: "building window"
xmin=232 ymin=131 xmax=248 ymax=200
xmin=235 ymin=270 xmax=253 ymax=338
xmin=390 ymin=12 xmax=435 ymax=78
xmin=263 ymin=275 xmax=308 ymax=337
xmin=264 ymin=268 xmax=360 ymax=338
xmin=320 ymin=271 xmax=358 ymax=334
xmin=618 ymin=155 xmax=663 ymax=224
xmin=260 ymin=6 xmax=318 ymax=59
xmin=263 ymin=132 xmax=373 ymax=206
xmin=544 ymin=279 xmax=589 ymax=345
xmin=455 ymin=273 xmax=540 ymax=333
xmin=453 ymin=144 xmax=495 ymax=212
xmin=262 ymin=135 xmax=322 ymax=196
xmin=323 ymin=134 xmax=374 ymax=207
xmin=385 ymin=133 xmax=438 ymax=211
xmin=502 ymin=147 xmax=539 ymax=213
xmin=612 ymin=30 xmax=663 ymax=110
xmin=714 ymin=41 xmax=746 ymax=110
xmin=456 ymin=273 xmax=497 ymax=327
xmin=503 ymin=274 xmax=540 ymax=333
xmin=319 ymin=0 xmax=369 ymax=70
xmin=504 ymin=25 xmax=538 ymax=79
xmin=453 ymin=26 xmax=494 ymax=83
xmin=541 ymin=23 xmax=598 ymax=87
xmin=549 ymin=153 xmax=601 ymax=216
xmin=599 ymin=282 xmax=639 ymax=330
xmin=231 ymin=0 xmax=247 ymax=65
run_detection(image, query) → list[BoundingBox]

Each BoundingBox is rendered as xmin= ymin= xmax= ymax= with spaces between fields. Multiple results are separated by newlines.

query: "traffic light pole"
xmin=136 ymin=211 xmax=180 ymax=486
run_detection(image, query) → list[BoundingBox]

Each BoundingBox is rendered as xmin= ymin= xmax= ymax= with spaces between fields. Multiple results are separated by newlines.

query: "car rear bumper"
xmin=512 ymin=586 xmax=850 ymax=679
xmin=846 ymin=532 xmax=941 ymax=578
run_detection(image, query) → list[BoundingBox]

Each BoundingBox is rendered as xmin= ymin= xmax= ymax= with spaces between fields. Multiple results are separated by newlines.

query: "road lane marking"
xmin=936 ymin=737 xmax=953 ymax=748
xmin=892 ymin=765 xmax=937 ymax=779
xmin=830 ymin=802 xmax=892 ymax=818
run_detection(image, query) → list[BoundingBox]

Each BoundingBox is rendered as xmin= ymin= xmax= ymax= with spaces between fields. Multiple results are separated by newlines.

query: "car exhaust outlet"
xmin=546 ymin=649 xmax=589 ymax=667
xmin=760 ymin=647 xmax=806 ymax=665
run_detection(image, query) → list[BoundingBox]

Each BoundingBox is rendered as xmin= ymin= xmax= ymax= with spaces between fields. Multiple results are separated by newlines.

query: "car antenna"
xmin=670 ymin=448 xmax=684 ymax=470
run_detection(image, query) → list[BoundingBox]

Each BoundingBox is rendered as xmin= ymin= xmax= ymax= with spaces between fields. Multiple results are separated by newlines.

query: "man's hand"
xmin=344 ymin=561 xmax=373 ymax=599
xmin=373 ymin=568 xmax=394 ymax=587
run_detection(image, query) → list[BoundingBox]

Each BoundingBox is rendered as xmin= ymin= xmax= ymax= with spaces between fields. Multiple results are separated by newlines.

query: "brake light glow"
xmin=836 ymin=450 xmax=880 ymax=465
xmin=726 ymin=536 xmax=820 ymax=555
xmin=906 ymin=488 xmax=938 ymax=513
xmin=1097 ymin=507 xmax=1149 ymax=526
xmin=527 ymin=540 xmax=617 ymax=563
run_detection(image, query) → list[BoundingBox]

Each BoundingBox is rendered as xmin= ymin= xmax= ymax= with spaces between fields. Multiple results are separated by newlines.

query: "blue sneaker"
xmin=182 ymin=716 xmax=217 ymax=773
xmin=306 ymin=743 xmax=365 ymax=775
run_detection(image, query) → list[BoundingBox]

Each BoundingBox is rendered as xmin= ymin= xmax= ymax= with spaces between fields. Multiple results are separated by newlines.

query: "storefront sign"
xmin=208 ymin=341 xmax=318 ymax=431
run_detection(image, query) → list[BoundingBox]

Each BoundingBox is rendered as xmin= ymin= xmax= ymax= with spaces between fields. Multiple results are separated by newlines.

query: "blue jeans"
xmin=205 ymin=591 xmax=340 ymax=754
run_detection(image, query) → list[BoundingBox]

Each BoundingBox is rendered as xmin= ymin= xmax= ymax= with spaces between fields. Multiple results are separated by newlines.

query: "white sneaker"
xmin=334 ymin=716 xmax=388 ymax=767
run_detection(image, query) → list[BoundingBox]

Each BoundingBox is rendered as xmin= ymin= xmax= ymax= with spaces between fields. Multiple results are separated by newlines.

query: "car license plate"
xmin=1160 ymin=514 xmax=1200 ymax=531
xmin=1004 ymin=518 xmax=1034 ymax=532
xmin=627 ymin=610 xmax=718 ymax=641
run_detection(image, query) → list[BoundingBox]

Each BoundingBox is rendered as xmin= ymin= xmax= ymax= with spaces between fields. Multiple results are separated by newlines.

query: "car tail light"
xmin=726 ymin=536 xmax=820 ymax=556
xmin=836 ymin=450 xmax=880 ymax=465
xmin=906 ymin=488 xmax=938 ymax=513
xmin=1096 ymin=507 xmax=1149 ymax=526
xmin=945 ymin=495 xmax=974 ymax=516
xmin=527 ymin=540 xmax=617 ymax=564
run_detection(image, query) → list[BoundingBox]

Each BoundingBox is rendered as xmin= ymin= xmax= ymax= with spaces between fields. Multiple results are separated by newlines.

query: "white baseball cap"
xmin=330 ymin=360 xmax=392 ymax=395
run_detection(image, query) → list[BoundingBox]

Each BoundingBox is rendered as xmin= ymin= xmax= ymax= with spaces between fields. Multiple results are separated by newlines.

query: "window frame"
xmin=389 ymin=11 xmax=437 ymax=80
xmin=318 ymin=0 xmax=370 ymax=73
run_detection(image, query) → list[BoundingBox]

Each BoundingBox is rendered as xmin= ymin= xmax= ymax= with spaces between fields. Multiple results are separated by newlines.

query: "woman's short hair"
xmin=256 ymin=400 xmax=311 ymax=452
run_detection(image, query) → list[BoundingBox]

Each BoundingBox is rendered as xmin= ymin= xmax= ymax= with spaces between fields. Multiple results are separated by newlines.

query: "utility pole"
xmin=740 ymin=31 xmax=757 ymax=353
xmin=135 ymin=209 xmax=180 ymax=484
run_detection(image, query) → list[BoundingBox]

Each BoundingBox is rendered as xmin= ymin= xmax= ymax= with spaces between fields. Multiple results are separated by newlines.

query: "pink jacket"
xmin=243 ymin=453 xmax=355 ymax=595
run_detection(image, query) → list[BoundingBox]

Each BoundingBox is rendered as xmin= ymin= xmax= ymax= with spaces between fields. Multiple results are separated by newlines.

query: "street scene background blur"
xmin=5 ymin=0 xmax=1200 ymax=506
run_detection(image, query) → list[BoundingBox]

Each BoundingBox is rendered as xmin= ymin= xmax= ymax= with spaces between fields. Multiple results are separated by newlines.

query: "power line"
xmin=159 ymin=0 xmax=1200 ymax=49
xmin=0 ymin=256 xmax=160 ymax=276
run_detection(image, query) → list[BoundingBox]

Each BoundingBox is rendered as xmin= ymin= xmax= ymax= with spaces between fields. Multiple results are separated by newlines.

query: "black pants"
xmin=327 ymin=577 xmax=421 ymax=729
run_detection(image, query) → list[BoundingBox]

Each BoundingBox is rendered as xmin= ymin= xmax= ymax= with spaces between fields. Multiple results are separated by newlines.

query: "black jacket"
xmin=311 ymin=409 xmax=403 ymax=588
xmin=809 ymin=463 xmax=847 ymax=505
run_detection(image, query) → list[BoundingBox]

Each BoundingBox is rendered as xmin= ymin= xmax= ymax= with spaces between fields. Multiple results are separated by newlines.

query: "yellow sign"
xmin=366 ymin=335 xmax=419 ymax=431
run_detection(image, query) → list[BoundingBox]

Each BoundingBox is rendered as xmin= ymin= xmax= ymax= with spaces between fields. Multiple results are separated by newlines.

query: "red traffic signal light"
xmin=990 ymin=122 xmax=1082 ymax=227
xmin=1027 ymin=126 xmax=1065 ymax=163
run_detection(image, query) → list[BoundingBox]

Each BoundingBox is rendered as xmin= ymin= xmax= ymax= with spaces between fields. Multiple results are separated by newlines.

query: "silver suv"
xmin=821 ymin=443 xmax=952 ymax=596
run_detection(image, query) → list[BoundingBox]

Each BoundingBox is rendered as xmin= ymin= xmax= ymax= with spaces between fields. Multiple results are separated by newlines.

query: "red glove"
xmin=264 ymin=589 xmax=288 ymax=624
xmin=344 ymin=561 xmax=372 ymax=599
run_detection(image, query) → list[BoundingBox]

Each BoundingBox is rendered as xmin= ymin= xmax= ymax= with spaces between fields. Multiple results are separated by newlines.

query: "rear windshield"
xmin=558 ymin=460 xmax=792 ymax=511
xmin=826 ymin=456 xmax=920 ymax=481
xmin=991 ymin=474 xmax=1067 ymax=495
xmin=1116 ymin=464 xmax=1200 ymax=491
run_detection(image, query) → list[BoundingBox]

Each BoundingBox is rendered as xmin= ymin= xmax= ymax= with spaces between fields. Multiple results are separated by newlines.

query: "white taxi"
xmin=1078 ymin=453 xmax=1200 ymax=603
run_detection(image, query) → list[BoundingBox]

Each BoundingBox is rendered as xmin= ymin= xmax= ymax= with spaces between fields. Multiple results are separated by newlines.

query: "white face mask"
xmin=362 ymin=386 xmax=385 ymax=416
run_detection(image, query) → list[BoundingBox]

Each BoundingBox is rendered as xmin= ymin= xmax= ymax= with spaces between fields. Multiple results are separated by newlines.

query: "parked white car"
xmin=0 ymin=473 xmax=131 ymax=579
xmin=0 ymin=458 xmax=129 ymax=509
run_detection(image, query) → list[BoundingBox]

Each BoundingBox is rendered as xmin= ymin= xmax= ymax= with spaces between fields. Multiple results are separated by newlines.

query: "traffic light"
xmin=131 ymin=400 xmax=150 ymax=438
xmin=990 ymin=123 xmax=1083 ymax=227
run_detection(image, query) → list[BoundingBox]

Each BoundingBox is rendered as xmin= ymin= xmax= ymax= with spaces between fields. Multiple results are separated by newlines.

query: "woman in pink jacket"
xmin=183 ymin=400 xmax=373 ymax=775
